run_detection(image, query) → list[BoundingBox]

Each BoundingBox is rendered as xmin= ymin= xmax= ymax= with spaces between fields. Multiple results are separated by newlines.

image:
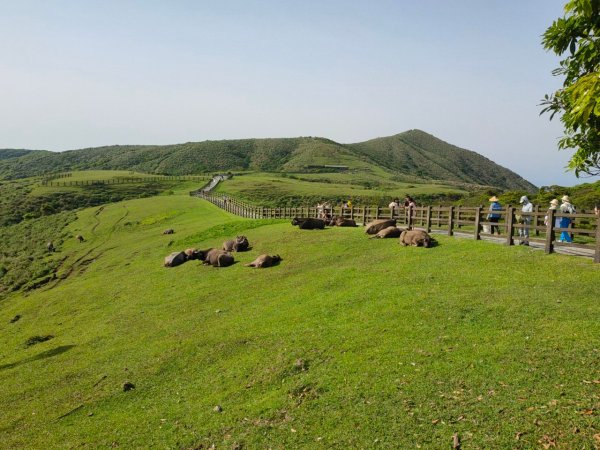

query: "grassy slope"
xmin=0 ymin=173 xmax=206 ymax=226
xmin=0 ymin=195 xmax=598 ymax=449
xmin=215 ymin=173 xmax=466 ymax=207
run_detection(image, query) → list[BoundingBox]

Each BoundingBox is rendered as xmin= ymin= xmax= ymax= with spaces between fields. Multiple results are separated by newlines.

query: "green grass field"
xmin=0 ymin=195 xmax=598 ymax=449
xmin=49 ymin=170 xmax=156 ymax=182
xmin=216 ymin=172 xmax=467 ymax=207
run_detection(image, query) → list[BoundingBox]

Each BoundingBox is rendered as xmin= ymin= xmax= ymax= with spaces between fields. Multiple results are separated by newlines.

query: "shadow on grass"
xmin=0 ymin=345 xmax=75 ymax=372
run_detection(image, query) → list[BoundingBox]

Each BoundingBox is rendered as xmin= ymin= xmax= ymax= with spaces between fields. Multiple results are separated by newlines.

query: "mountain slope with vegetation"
xmin=349 ymin=130 xmax=535 ymax=190
xmin=0 ymin=130 xmax=535 ymax=191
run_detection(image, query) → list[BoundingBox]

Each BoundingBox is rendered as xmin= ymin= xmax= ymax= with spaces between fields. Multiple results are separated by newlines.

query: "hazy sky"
xmin=1 ymin=0 xmax=596 ymax=187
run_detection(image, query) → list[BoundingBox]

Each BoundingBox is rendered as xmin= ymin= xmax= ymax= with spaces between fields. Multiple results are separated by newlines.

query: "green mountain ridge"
xmin=0 ymin=130 xmax=536 ymax=191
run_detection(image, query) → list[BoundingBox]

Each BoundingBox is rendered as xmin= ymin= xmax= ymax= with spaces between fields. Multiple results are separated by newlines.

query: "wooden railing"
xmin=192 ymin=191 xmax=600 ymax=263
xmin=41 ymin=175 xmax=209 ymax=187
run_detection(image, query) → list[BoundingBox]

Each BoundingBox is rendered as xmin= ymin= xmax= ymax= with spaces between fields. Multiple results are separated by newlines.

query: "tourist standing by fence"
xmin=518 ymin=195 xmax=533 ymax=245
xmin=487 ymin=196 xmax=502 ymax=235
xmin=558 ymin=195 xmax=576 ymax=243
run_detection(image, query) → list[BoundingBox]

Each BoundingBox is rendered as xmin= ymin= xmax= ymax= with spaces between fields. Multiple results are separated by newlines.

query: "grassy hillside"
xmin=0 ymin=131 xmax=535 ymax=192
xmin=350 ymin=130 xmax=536 ymax=191
xmin=0 ymin=195 xmax=598 ymax=449
xmin=0 ymin=171 xmax=205 ymax=226
xmin=214 ymin=172 xmax=467 ymax=207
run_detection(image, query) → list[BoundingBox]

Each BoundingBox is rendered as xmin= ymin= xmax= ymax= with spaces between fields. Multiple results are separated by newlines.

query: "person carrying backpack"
xmin=487 ymin=196 xmax=502 ymax=235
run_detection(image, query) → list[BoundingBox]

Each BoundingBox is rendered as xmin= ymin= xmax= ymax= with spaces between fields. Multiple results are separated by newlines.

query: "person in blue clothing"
xmin=558 ymin=195 xmax=576 ymax=243
xmin=487 ymin=196 xmax=502 ymax=235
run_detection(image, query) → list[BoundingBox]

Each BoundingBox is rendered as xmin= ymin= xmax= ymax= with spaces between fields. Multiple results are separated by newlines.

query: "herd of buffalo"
xmin=163 ymin=216 xmax=434 ymax=269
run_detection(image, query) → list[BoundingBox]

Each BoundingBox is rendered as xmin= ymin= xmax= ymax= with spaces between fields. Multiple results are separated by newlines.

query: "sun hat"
xmin=550 ymin=199 xmax=559 ymax=206
xmin=561 ymin=195 xmax=571 ymax=203
xmin=489 ymin=196 xmax=499 ymax=202
xmin=519 ymin=196 xmax=529 ymax=204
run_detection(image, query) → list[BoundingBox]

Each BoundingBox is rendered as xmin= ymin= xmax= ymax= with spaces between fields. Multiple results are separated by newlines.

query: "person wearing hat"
xmin=558 ymin=195 xmax=576 ymax=243
xmin=518 ymin=195 xmax=533 ymax=245
xmin=544 ymin=199 xmax=559 ymax=227
xmin=487 ymin=196 xmax=502 ymax=235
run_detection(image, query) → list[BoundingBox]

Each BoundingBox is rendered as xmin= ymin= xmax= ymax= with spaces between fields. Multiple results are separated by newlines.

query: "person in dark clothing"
xmin=487 ymin=196 xmax=502 ymax=235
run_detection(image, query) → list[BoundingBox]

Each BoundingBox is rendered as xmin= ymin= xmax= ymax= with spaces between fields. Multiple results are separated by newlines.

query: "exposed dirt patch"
xmin=288 ymin=383 xmax=321 ymax=406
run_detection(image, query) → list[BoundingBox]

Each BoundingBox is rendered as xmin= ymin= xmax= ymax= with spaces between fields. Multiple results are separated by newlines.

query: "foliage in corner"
xmin=541 ymin=0 xmax=600 ymax=176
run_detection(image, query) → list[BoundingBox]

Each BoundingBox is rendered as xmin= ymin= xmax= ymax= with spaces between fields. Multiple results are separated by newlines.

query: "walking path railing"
xmin=190 ymin=189 xmax=600 ymax=263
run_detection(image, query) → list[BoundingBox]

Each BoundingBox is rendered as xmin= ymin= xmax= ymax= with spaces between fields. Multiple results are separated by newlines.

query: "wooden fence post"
xmin=407 ymin=206 xmax=413 ymax=229
xmin=545 ymin=209 xmax=555 ymax=254
xmin=534 ymin=205 xmax=540 ymax=236
xmin=375 ymin=206 xmax=380 ymax=220
xmin=362 ymin=207 xmax=367 ymax=225
xmin=457 ymin=205 xmax=462 ymax=229
xmin=448 ymin=206 xmax=454 ymax=236
xmin=506 ymin=206 xmax=515 ymax=246
xmin=595 ymin=214 xmax=600 ymax=263
xmin=474 ymin=206 xmax=481 ymax=240
xmin=426 ymin=206 xmax=432 ymax=233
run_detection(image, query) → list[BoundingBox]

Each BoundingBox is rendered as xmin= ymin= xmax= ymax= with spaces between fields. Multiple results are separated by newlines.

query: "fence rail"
xmin=41 ymin=175 xmax=209 ymax=187
xmin=192 ymin=191 xmax=600 ymax=263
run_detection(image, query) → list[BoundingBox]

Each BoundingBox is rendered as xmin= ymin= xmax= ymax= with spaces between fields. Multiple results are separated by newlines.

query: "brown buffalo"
xmin=245 ymin=254 xmax=282 ymax=268
xmin=164 ymin=251 xmax=188 ymax=267
xmin=292 ymin=217 xmax=325 ymax=229
xmin=199 ymin=248 xmax=235 ymax=267
xmin=370 ymin=226 xmax=403 ymax=239
xmin=399 ymin=230 xmax=433 ymax=247
xmin=364 ymin=218 xmax=396 ymax=235
xmin=184 ymin=248 xmax=201 ymax=260
xmin=75 ymin=234 xmax=85 ymax=243
xmin=163 ymin=229 xmax=174 ymax=235
xmin=223 ymin=235 xmax=250 ymax=252
xmin=328 ymin=216 xmax=358 ymax=227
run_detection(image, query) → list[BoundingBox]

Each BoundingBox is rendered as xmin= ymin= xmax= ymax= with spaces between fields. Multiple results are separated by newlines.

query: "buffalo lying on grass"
xmin=163 ymin=229 xmax=174 ymax=235
xmin=223 ymin=236 xmax=250 ymax=252
xmin=328 ymin=216 xmax=358 ymax=227
xmin=198 ymin=248 xmax=235 ymax=267
xmin=364 ymin=219 xmax=396 ymax=235
xmin=370 ymin=226 xmax=403 ymax=239
xmin=399 ymin=230 xmax=434 ymax=247
xmin=184 ymin=248 xmax=202 ymax=260
xmin=245 ymin=254 xmax=282 ymax=268
xmin=292 ymin=217 xmax=325 ymax=229
xmin=164 ymin=251 xmax=188 ymax=267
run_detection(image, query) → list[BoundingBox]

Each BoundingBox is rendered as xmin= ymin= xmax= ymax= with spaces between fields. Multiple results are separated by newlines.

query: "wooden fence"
xmin=193 ymin=191 xmax=600 ymax=263
xmin=41 ymin=175 xmax=209 ymax=187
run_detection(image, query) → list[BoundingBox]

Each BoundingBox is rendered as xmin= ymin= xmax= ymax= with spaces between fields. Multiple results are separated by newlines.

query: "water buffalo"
xmin=399 ymin=230 xmax=434 ymax=247
xmin=184 ymin=248 xmax=201 ymax=260
xmin=328 ymin=216 xmax=358 ymax=227
xmin=369 ymin=226 xmax=403 ymax=239
xmin=245 ymin=254 xmax=282 ymax=268
xmin=198 ymin=248 xmax=235 ymax=267
xmin=163 ymin=229 xmax=174 ymax=235
xmin=164 ymin=251 xmax=188 ymax=267
xmin=46 ymin=241 xmax=55 ymax=252
xmin=364 ymin=219 xmax=396 ymax=235
xmin=75 ymin=234 xmax=85 ymax=243
xmin=291 ymin=217 xmax=325 ymax=229
xmin=223 ymin=235 xmax=250 ymax=252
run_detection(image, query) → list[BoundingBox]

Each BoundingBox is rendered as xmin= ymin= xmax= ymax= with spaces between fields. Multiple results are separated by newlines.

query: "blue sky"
xmin=1 ymin=0 xmax=596 ymax=187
